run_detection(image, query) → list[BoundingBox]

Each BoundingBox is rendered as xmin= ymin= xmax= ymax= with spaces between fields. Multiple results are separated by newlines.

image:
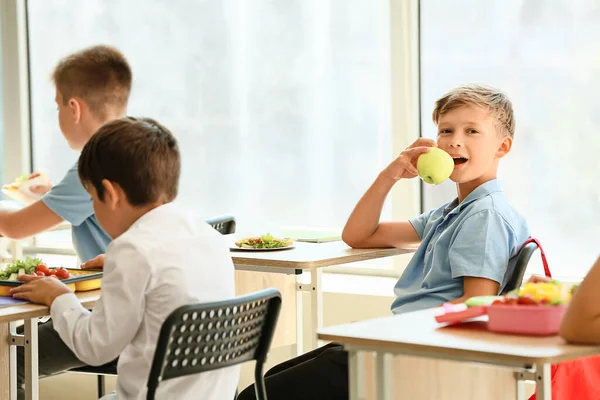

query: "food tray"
xmin=487 ymin=304 xmax=567 ymax=336
xmin=0 ymin=268 xmax=103 ymax=296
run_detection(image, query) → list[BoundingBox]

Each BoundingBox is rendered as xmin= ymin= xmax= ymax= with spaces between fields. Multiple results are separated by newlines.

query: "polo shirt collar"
xmin=443 ymin=179 xmax=503 ymax=216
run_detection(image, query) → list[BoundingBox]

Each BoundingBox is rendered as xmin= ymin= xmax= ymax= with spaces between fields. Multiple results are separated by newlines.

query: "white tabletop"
xmin=226 ymin=234 xmax=413 ymax=270
xmin=318 ymin=307 xmax=600 ymax=366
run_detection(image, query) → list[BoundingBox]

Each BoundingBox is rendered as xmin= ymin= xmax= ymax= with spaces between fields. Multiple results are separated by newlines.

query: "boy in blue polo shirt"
xmin=238 ymin=84 xmax=530 ymax=400
xmin=0 ymin=45 xmax=132 ymax=400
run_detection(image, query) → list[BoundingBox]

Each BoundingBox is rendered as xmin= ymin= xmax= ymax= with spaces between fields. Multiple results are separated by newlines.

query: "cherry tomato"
xmin=36 ymin=264 xmax=50 ymax=275
xmin=35 ymin=271 xmax=46 ymax=277
xmin=517 ymin=295 xmax=538 ymax=306
xmin=504 ymin=297 xmax=518 ymax=305
xmin=491 ymin=299 xmax=505 ymax=306
xmin=55 ymin=268 xmax=70 ymax=279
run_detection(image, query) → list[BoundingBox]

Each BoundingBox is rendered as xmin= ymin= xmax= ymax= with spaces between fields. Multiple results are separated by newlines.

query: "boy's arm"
xmin=49 ymin=244 xmax=149 ymax=366
xmin=560 ymin=256 xmax=600 ymax=344
xmin=0 ymin=200 xmax=64 ymax=239
xmin=342 ymin=140 xmax=434 ymax=249
xmin=447 ymin=277 xmax=500 ymax=304
xmin=342 ymin=174 xmax=421 ymax=248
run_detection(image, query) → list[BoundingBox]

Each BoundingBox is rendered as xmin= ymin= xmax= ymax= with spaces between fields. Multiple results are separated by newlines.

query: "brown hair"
xmin=53 ymin=45 xmax=132 ymax=120
xmin=78 ymin=117 xmax=180 ymax=206
xmin=432 ymin=84 xmax=516 ymax=138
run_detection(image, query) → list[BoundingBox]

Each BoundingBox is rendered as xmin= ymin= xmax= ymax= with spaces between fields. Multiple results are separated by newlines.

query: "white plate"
xmin=229 ymin=245 xmax=295 ymax=252
xmin=2 ymin=173 xmax=49 ymax=205
xmin=1 ymin=189 xmax=38 ymax=205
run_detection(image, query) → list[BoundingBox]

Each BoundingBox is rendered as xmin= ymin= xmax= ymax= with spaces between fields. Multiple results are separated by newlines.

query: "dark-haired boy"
xmin=11 ymin=117 xmax=239 ymax=400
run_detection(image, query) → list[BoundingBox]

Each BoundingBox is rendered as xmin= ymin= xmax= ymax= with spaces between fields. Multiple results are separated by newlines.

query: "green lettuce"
xmin=0 ymin=256 xmax=43 ymax=280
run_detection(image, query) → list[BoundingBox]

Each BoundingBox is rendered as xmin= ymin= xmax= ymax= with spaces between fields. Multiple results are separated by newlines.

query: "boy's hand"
xmin=381 ymin=138 xmax=436 ymax=181
xmin=9 ymin=275 xmax=73 ymax=306
xmin=28 ymin=172 xmax=53 ymax=196
xmin=81 ymin=254 xmax=105 ymax=270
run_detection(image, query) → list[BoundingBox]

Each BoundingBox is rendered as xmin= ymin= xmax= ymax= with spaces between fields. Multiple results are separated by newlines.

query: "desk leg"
xmin=535 ymin=363 xmax=551 ymax=400
xmin=295 ymin=273 xmax=304 ymax=355
xmin=1 ymin=322 xmax=11 ymax=400
xmin=516 ymin=379 xmax=526 ymax=400
xmin=309 ymin=269 xmax=323 ymax=350
xmin=295 ymin=269 xmax=323 ymax=354
xmin=348 ymin=350 xmax=365 ymax=400
xmin=375 ymin=353 xmax=392 ymax=400
xmin=514 ymin=370 xmax=528 ymax=400
xmin=10 ymin=321 xmax=18 ymax=400
xmin=24 ymin=318 xmax=39 ymax=400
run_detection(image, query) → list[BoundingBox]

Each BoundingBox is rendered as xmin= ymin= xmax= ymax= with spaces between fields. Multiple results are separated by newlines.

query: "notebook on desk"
xmin=279 ymin=226 xmax=342 ymax=243
xmin=0 ymin=296 xmax=27 ymax=307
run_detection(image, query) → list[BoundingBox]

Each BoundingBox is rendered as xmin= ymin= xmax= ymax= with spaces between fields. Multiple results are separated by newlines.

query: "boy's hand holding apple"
xmin=381 ymin=138 xmax=437 ymax=181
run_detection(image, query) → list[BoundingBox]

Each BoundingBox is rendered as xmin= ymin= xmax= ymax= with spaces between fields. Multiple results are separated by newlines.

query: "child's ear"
xmin=101 ymin=179 xmax=120 ymax=210
xmin=68 ymin=98 xmax=82 ymax=124
xmin=496 ymin=135 xmax=513 ymax=159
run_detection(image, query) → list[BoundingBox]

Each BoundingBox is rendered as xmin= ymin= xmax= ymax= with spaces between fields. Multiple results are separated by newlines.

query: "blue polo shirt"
xmin=391 ymin=179 xmax=530 ymax=314
xmin=42 ymin=163 xmax=111 ymax=263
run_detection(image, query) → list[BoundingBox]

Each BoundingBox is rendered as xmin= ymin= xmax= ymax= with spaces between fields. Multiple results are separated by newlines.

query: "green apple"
xmin=416 ymin=147 xmax=454 ymax=185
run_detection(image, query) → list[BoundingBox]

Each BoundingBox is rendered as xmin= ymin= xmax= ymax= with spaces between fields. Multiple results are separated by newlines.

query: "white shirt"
xmin=51 ymin=203 xmax=239 ymax=400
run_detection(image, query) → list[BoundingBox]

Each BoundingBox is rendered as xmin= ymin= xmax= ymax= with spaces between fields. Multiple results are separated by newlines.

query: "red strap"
xmin=522 ymin=238 xmax=551 ymax=278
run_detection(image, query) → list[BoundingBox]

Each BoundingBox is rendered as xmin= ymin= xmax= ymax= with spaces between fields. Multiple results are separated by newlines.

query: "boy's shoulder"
xmin=461 ymin=184 xmax=526 ymax=231
xmin=109 ymin=203 xmax=224 ymax=257
xmin=44 ymin=163 xmax=82 ymax=194
xmin=434 ymin=181 xmax=530 ymax=246
xmin=42 ymin=162 xmax=98 ymax=227
xmin=423 ymin=179 xmax=528 ymax=235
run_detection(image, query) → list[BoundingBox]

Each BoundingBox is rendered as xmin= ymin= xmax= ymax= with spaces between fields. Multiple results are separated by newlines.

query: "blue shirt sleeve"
xmin=409 ymin=209 xmax=435 ymax=239
xmin=448 ymin=209 xmax=515 ymax=284
xmin=42 ymin=163 xmax=93 ymax=227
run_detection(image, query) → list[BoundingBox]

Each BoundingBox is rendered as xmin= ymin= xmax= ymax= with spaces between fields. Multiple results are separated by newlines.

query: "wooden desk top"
xmin=318 ymin=307 xmax=600 ymax=366
xmin=0 ymin=290 xmax=101 ymax=323
xmin=226 ymin=235 xmax=413 ymax=270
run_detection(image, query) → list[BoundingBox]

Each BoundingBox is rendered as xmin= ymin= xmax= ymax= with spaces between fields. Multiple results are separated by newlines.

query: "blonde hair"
xmin=432 ymin=84 xmax=515 ymax=138
xmin=52 ymin=45 xmax=132 ymax=121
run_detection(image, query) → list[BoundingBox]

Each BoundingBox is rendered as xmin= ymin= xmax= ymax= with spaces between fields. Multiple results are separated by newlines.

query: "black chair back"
xmin=205 ymin=214 xmax=236 ymax=235
xmin=503 ymin=240 xmax=539 ymax=293
xmin=146 ymin=288 xmax=281 ymax=400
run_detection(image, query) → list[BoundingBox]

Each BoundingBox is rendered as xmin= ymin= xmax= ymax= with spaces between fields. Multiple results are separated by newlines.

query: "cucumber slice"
xmin=17 ymin=269 xmax=25 ymax=277
xmin=465 ymin=296 xmax=504 ymax=307
xmin=8 ymin=273 xmax=18 ymax=281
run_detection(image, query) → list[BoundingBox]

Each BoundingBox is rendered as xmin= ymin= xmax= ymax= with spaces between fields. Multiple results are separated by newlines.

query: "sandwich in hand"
xmin=2 ymin=171 xmax=51 ymax=204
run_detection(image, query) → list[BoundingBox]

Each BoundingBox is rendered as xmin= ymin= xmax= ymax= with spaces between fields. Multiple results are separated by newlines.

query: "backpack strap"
xmin=522 ymin=238 xmax=551 ymax=278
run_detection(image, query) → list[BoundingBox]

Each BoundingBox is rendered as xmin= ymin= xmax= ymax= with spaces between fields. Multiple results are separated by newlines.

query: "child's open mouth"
xmin=453 ymin=157 xmax=468 ymax=167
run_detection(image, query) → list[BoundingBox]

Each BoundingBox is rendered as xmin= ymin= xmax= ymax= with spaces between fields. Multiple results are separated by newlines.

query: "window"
xmin=420 ymin=0 xmax=600 ymax=277
xmin=27 ymin=0 xmax=392 ymax=247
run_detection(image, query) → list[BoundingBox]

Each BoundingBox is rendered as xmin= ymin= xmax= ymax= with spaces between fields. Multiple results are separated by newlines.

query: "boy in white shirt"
xmin=11 ymin=117 xmax=239 ymax=400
